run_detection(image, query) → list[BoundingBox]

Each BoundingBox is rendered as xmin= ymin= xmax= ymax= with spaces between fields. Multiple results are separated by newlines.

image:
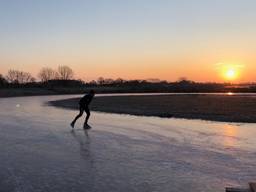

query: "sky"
xmin=0 ymin=0 xmax=256 ymax=82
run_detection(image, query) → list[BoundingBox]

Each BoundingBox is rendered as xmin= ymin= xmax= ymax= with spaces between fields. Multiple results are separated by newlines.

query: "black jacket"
xmin=79 ymin=94 xmax=93 ymax=107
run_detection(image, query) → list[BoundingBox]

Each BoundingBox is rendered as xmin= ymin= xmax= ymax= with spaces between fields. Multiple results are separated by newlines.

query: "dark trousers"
xmin=71 ymin=105 xmax=90 ymax=126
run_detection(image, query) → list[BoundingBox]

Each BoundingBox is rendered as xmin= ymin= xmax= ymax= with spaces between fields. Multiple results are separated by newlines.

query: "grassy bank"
xmin=0 ymin=87 xmax=139 ymax=98
xmin=49 ymin=95 xmax=256 ymax=123
xmin=0 ymin=88 xmax=57 ymax=97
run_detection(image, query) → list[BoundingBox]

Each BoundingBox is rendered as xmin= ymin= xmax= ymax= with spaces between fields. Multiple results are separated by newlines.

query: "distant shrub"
xmin=46 ymin=79 xmax=85 ymax=87
xmin=0 ymin=74 xmax=8 ymax=88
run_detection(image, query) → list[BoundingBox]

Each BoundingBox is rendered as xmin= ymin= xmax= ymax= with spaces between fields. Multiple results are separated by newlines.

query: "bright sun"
xmin=216 ymin=62 xmax=244 ymax=82
xmin=225 ymin=69 xmax=236 ymax=80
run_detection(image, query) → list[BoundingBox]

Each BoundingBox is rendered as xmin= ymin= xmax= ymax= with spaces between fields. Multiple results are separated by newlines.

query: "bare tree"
xmin=6 ymin=70 xmax=35 ymax=84
xmin=104 ymin=78 xmax=114 ymax=84
xmin=38 ymin=67 xmax=58 ymax=82
xmin=114 ymin=78 xmax=125 ymax=84
xmin=97 ymin=77 xmax=105 ymax=85
xmin=22 ymin=72 xmax=35 ymax=83
xmin=178 ymin=77 xmax=188 ymax=82
xmin=6 ymin=70 xmax=18 ymax=83
xmin=57 ymin=65 xmax=74 ymax=80
xmin=88 ymin=80 xmax=97 ymax=85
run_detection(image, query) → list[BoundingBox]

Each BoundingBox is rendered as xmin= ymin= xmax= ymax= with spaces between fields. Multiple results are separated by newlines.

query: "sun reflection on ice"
xmin=222 ymin=124 xmax=238 ymax=148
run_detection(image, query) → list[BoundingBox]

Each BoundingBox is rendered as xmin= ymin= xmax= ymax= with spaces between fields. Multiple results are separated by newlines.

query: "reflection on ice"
xmin=227 ymin=92 xmax=234 ymax=96
xmin=222 ymin=124 xmax=238 ymax=148
xmin=70 ymin=129 xmax=92 ymax=159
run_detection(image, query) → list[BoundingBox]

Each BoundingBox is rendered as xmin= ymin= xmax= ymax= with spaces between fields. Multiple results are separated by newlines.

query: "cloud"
xmin=214 ymin=62 xmax=245 ymax=69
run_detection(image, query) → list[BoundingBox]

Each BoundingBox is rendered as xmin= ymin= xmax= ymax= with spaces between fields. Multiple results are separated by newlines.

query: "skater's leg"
xmin=84 ymin=107 xmax=91 ymax=126
xmin=71 ymin=107 xmax=84 ymax=127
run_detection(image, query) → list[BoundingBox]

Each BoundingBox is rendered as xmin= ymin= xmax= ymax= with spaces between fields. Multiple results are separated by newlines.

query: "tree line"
xmin=0 ymin=65 xmax=166 ymax=86
xmin=0 ymin=65 xmax=74 ymax=85
xmin=1 ymin=65 xmax=256 ymax=93
xmin=0 ymin=65 xmax=130 ymax=86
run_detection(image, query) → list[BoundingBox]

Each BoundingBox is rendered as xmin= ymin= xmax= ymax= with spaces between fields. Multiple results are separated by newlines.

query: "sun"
xmin=225 ymin=68 xmax=236 ymax=80
xmin=216 ymin=62 xmax=244 ymax=82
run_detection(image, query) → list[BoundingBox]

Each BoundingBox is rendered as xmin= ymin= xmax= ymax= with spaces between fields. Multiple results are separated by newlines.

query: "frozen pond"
xmin=0 ymin=95 xmax=256 ymax=192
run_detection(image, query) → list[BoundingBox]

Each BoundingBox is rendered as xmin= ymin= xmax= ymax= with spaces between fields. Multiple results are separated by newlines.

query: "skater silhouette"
xmin=71 ymin=90 xmax=95 ymax=129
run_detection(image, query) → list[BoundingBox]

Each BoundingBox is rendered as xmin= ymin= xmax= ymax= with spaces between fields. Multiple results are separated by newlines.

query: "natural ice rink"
xmin=0 ymin=95 xmax=256 ymax=192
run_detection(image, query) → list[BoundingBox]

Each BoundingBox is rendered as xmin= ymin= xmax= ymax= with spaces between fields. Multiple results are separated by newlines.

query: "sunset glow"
xmin=0 ymin=1 xmax=255 ymax=82
xmin=216 ymin=63 xmax=244 ymax=82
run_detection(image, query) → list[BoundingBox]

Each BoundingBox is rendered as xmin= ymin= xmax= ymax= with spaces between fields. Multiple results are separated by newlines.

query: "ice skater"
xmin=70 ymin=90 xmax=95 ymax=129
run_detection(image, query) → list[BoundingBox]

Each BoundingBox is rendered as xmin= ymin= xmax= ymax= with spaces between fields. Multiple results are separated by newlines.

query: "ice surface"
xmin=0 ymin=95 xmax=256 ymax=192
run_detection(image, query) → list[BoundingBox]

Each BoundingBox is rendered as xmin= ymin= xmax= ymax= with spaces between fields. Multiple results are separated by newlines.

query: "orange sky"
xmin=2 ymin=43 xmax=254 ymax=82
xmin=0 ymin=1 xmax=256 ymax=83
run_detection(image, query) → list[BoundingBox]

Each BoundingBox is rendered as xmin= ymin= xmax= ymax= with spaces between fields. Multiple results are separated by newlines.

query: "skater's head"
xmin=89 ymin=89 xmax=95 ymax=97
